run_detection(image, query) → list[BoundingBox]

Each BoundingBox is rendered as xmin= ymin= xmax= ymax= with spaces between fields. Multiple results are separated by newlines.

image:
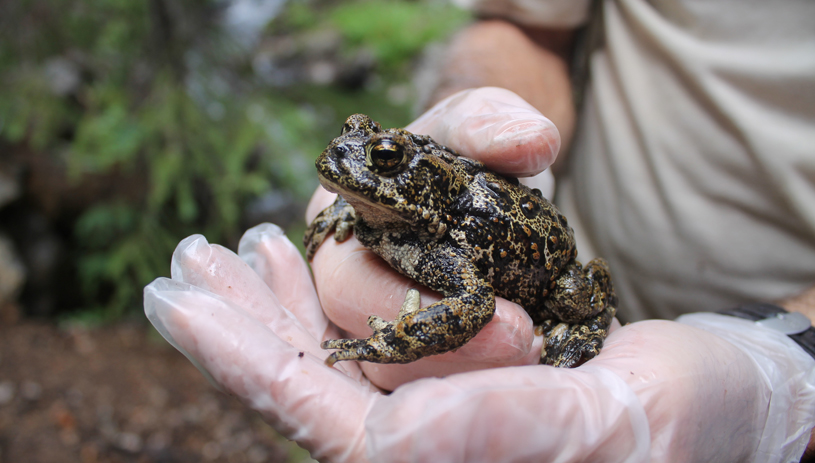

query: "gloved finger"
xmin=365 ymin=364 xmax=649 ymax=463
xmin=143 ymin=278 xmax=376 ymax=463
xmin=405 ymin=87 xmax=561 ymax=177
xmin=238 ymin=222 xmax=328 ymax=340
xmin=169 ymin=234 xmax=324 ymax=356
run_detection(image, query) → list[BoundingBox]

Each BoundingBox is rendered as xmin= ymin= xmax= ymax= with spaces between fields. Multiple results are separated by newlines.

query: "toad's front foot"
xmin=304 ymin=196 xmax=356 ymax=260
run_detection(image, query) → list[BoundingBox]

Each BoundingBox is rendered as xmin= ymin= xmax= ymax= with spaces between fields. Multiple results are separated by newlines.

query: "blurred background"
xmin=0 ymin=0 xmax=470 ymax=460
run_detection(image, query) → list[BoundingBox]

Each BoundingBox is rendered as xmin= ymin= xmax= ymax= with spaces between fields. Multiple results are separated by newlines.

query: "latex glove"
xmin=144 ymin=87 xmax=815 ymax=462
xmin=144 ymin=223 xmax=815 ymax=463
xmin=306 ymin=87 xmax=560 ymax=389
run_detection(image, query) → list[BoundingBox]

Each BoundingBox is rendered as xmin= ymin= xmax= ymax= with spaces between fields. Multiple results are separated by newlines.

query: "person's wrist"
xmin=777 ymin=285 xmax=815 ymax=324
xmin=717 ymin=303 xmax=815 ymax=361
xmin=677 ymin=311 xmax=815 ymax=461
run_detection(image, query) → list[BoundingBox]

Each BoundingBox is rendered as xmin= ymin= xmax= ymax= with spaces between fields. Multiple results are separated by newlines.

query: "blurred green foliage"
xmin=0 ymin=0 xmax=469 ymax=321
xmin=331 ymin=1 xmax=467 ymax=69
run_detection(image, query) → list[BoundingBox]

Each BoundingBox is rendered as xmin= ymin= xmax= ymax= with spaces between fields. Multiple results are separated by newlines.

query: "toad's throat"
xmin=318 ymin=174 xmax=410 ymax=226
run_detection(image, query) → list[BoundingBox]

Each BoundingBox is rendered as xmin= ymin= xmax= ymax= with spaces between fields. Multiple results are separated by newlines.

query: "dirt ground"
xmin=0 ymin=320 xmax=317 ymax=463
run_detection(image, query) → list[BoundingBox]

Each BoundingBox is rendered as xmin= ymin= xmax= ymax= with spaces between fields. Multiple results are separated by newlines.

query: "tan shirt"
xmin=455 ymin=0 xmax=815 ymax=320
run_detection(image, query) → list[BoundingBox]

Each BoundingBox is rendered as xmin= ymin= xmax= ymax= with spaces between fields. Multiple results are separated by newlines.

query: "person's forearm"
xmin=777 ymin=285 xmax=815 ymax=463
xmin=425 ymin=20 xmax=577 ymax=156
xmin=778 ymin=285 xmax=815 ymax=322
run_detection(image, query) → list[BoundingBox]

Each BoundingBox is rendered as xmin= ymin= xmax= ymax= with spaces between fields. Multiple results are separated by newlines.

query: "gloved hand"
xmin=145 ymin=88 xmax=815 ymax=462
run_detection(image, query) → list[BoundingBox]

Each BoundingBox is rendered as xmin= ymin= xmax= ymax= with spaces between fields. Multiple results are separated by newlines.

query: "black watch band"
xmin=718 ymin=303 xmax=815 ymax=360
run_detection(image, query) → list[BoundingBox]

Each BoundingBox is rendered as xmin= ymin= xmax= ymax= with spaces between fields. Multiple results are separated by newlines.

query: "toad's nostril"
xmin=334 ymin=145 xmax=349 ymax=156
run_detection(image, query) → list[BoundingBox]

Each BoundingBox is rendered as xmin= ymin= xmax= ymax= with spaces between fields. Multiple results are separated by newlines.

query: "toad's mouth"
xmin=317 ymin=173 xmax=410 ymax=224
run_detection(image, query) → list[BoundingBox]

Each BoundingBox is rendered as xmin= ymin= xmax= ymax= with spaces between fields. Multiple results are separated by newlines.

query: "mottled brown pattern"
xmin=304 ymin=115 xmax=617 ymax=368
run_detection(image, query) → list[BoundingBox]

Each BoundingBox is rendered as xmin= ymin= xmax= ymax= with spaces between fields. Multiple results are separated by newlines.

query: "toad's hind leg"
xmin=322 ymin=284 xmax=495 ymax=366
xmin=321 ymin=246 xmax=496 ymax=366
xmin=540 ymin=258 xmax=617 ymax=368
xmin=539 ymin=305 xmax=615 ymax=367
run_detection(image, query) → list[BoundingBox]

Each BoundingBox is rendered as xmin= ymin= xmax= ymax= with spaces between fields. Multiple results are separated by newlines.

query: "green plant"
xmin=330 ymin=0 xmax=469 ymax=70
xmin=0 ymin=0 xmax=470 ymax=321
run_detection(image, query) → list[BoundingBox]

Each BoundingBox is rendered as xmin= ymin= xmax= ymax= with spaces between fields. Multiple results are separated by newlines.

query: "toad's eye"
xmin=366 ymin=138 xmax=407 ymax=175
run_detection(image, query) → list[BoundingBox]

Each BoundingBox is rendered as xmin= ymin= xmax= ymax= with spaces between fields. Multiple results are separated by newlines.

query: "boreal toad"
xmin=304 ymin=114 xmax=617 ymax=368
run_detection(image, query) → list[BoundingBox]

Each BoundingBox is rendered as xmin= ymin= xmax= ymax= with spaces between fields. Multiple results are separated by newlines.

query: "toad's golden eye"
xmin=366 ymin=138 xmax=407 ymax=175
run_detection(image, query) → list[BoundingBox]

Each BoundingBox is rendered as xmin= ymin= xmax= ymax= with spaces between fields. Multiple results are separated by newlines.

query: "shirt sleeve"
xmin=451 ymin=0 xmax=593 ymax=28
